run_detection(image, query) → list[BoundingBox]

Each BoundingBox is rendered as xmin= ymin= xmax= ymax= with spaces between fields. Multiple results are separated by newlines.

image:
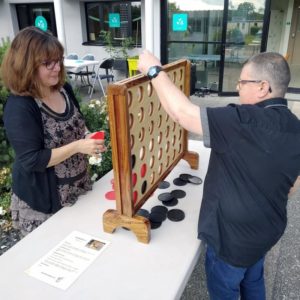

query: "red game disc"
xmin=90 ymin=131 xmax=105 ymax=139
xmin=132 ymin=173 xmax=137 ymax=186
xmin=140 ymin=163 xmax=147 ymax=177
xmin=105 ymin=191 xmax=115 ymax=200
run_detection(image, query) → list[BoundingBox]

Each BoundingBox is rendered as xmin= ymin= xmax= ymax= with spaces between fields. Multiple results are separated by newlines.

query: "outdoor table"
xmin=0 ymin=140 xmax=210 ymax=300
xmin=64 ymin=59 xmax=100 ymax=88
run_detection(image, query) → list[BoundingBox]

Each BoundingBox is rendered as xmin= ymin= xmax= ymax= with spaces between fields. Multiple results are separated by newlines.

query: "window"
xmin=16 ymin=3 xmax=57 ymax=36
xmin=85 ymin=1 xmax=141 ymax=46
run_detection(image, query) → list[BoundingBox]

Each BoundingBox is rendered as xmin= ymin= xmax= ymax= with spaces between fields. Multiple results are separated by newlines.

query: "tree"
xmin=237 ymin=2 xmax=255 ymax=20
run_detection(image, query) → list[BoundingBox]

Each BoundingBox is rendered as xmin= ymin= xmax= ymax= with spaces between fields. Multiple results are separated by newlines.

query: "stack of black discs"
xmin=173 ymin=173 xmax=203 ymax=186
xmin=158 ymin=192 xmax=178 ymax=207
xmin=148 ymin=205 xmax=168 ymax=229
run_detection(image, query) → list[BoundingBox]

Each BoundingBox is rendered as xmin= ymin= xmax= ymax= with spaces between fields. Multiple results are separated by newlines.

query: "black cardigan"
xmin=3 ymin=83 xmax=81 ymax=213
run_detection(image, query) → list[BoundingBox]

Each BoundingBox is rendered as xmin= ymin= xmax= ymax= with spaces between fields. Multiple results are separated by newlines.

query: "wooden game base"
xmin=103 ymin=209 xmax=151 ymax=244
xmin=183 ymin=151 xmax=199 ymax=170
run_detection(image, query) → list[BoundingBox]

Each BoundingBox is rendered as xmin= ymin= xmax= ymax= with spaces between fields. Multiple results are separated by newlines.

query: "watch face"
xmin=148 ymin=66 xmax=162 ymax=79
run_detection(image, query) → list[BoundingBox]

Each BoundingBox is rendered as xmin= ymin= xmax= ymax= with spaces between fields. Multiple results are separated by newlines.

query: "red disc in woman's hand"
xmin=91 ymin=131 xmax=105 ymax=139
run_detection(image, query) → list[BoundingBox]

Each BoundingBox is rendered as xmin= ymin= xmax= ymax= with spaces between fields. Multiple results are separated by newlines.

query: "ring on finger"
xmin=95 ymin=149 xmax=100 ymax=154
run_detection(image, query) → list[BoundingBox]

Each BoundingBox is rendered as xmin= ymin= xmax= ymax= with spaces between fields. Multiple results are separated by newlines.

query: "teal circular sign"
xmin=35 ymin=16 xmax=48 ymax=31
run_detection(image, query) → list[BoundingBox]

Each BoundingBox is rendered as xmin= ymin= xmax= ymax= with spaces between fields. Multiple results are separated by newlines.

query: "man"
xmin=138 ymin=50 xmax=300 ymax=300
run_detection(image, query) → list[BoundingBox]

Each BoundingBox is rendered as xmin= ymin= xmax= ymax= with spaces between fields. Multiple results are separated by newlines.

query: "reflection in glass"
xmin=223 ymin=0 xmax=265 ymax=92
xmin=86 ymin=2 xmax=141 ymax=46
xmin=167 ymin=0 xmax=223 ymax=90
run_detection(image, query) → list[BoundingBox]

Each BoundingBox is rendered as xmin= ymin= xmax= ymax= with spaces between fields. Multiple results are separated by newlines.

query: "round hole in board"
xmin=138 ymin=107 xmax=144 ymax=122
xmin=172 ymin=135 xmax=176 ymax=146
xmin=179 ymin=129 xmax=182 ymax=140
xmin=127 ymin=91 xmax=133 ymax=107
xmin=149 ymin=138 xmax=154 ymax=152
xmin=132 ymin=172 xmax=137 ymax=187
xmin=157 ymin=148 xmax=162 ymax=160
xmin=149 ymin=156 xmax=155 ymax=168
xmin=172 ymin=71 xmax=176 ymax=83
xmin=140 ymin=163 xmax=147 ymax=177
xmin=149 ymin=120 xmax=154 ymax=134
xmin=129 ymin=113 xmax=134 ymax=129
xmin=165 ymin=126 xmax=170 ymax=138
xmin=158 ymin=163 xmax=163 ymax=175
xmin=148 ymin=102 xmax=154 ymax=116
xmin=139 ymin=127 xmax=145 ymax=142
xmin=141 ymin=180 xmax=147 ymax=194
xmin=131 ymin=154 xmax=136 ymax=169
xmin=139 ymin=146 xmax=146 ymax=160
xmin=130 ymin=134 xmax=135 ymax=149
xmin=147 ymin=82 xmax=153 ymax=97
xmin=150 ymin=172 xmax=155 ymax=184
xmin=165 ymin=141 xmax=170 ymax=153
xmin=179 ymin=69 xmax=183 ymax=81
xmin=157 ymin=132 xmax=162 ymax=144
xmin=165 ymin=156 xmax=170 ymax=167
xmin=157 ymin=115 xmax=162 ymax=128
xmin=137 ymin=86 xmax=143 ymax=102
xmin=133 ymin=190 xmax=138 ymax=204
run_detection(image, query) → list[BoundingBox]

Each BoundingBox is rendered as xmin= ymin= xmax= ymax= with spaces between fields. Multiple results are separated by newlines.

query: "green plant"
xmin=0 ymin=167 xmax=12 ymax=222
xmin=101 ymin=30 xmax=134 ymax=59
xmin=80 ymin=98 xmax=112 ymax=181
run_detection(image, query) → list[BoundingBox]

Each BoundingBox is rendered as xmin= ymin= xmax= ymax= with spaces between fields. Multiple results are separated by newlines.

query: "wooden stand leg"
xmin=182 ymin=151 xmax=199 ymax=170
xmin=103 ymin=209 xmax=151 ymax=244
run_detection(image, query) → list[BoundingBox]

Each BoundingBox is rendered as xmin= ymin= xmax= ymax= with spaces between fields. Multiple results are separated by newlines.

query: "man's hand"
xmin=138 ymin=50 xmax=162 ymax=75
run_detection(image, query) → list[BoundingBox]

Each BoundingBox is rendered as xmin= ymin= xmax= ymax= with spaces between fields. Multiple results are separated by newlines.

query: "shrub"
xmin=80 ymin=98 xmax=112 ymax=181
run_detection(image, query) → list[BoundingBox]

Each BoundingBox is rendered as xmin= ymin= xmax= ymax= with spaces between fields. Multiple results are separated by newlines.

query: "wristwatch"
xmin=147 ymin=65 xmax=163 ymax=80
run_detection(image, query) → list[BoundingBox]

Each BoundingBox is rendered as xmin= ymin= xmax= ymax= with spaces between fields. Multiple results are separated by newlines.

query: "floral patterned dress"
xmin=10 ymin=88 xmax=92 ymax=236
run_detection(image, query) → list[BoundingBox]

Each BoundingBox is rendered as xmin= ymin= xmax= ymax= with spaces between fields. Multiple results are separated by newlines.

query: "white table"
xmin=64 ymin=59 xmax=100 ymax=72
xmin=64 ymin=59 xmax=100 ymax=88
xmin=0 ymin=140 xmax=211 ymax=300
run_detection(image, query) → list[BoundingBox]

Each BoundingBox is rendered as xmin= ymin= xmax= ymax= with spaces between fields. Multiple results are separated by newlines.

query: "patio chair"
xmin=89 ymin=58 xmax=114 ymax=98
xmin=78 ymin=54 xmax=96 ymax=87
xmin=66 ymin=53 xmax=79 ymax=79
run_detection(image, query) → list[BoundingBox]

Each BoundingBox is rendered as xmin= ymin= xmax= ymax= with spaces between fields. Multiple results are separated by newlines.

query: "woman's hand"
xmin=76 ymin=138 xmax=106 ymax=158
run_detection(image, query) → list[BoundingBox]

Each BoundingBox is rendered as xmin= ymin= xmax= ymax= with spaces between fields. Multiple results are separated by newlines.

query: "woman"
xmin=1 ymin=26 xmax=105 ymax=236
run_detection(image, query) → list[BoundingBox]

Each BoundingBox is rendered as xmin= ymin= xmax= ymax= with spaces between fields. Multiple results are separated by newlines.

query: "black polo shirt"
xmin=198 ymin=98 xmax=300 ymax=267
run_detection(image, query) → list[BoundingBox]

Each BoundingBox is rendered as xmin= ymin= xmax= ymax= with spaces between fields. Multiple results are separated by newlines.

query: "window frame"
xmin=84 ymin=0 xmax=141 ymax=47
xmin=16 ymin=3 xmax=57 ymax=36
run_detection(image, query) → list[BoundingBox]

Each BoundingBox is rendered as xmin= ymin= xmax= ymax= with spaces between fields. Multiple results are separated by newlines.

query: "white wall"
xmin=268 ymin=0 xmax=294 ymax=55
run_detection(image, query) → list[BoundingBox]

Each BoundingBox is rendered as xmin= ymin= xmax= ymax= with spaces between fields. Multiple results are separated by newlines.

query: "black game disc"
xmin=136 ymin=208 xmax=150 ymax=219
xmin=167 ymin=209 xmax=185 ymax=222
xmin=171 ymin=189 xmax=186 ymax=199
xmin=158 ymin=192 xmax=175 ymax=202
xmin=150 ymin=221 xmax=162 ymax=229
xmin=162 ymin=198 xmax=178 ymax=207
xmin=151 ymin=205 xmax=168 ymax=215
xmin=188 ymin=176 xmax=203 ymax=185
xmin=173 ymin=178 xmax=188 ymax=186
xmin=158 ymin=180 xmax=170 ymax=189
xmin=179 ymin=173 xmax=193 ymax=182
xmin=149 ymin=211 xmax=167 ymax=223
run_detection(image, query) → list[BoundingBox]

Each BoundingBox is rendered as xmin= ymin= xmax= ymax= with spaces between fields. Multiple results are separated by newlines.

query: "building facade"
xmin=0 ymin=0 xmax=299 ymax=95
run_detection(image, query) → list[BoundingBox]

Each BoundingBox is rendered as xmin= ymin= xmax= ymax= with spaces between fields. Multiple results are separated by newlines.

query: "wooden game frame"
xmin=103 ymin=59 xmax=199 ymax=243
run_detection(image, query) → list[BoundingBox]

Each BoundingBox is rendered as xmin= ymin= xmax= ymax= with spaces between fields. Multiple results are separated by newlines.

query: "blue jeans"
xmin=205 ymin=245 xmax=266 ymax=300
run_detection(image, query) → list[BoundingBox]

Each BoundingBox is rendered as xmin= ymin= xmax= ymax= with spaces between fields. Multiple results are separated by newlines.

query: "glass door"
xmin=164 ymin=0 xmax=224 ymax=94
xmin=222 ymin=0 xmax=266 ymax=93
xmin=162 ymin=0 xmax=267 ymax=94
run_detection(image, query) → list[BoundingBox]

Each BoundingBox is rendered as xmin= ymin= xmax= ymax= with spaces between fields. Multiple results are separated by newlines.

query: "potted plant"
xmin=101 ymin=31 xmax=134 ymax=77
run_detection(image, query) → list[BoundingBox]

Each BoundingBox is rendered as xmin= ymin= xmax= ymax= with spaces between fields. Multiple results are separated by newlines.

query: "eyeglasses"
xmin=41 ymin=57 xmax=64 ymax=70
xmin=237 ymin=79 xmax=272 ymax=93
